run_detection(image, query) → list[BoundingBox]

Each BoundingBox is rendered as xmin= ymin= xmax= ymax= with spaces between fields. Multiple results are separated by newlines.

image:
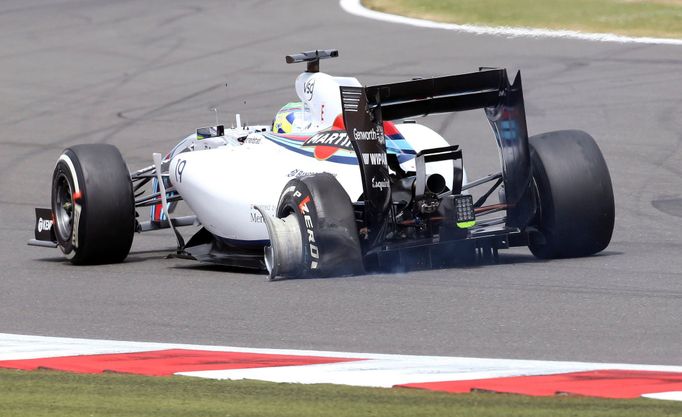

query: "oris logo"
xmin=37 ymin=217 xmax=53 ymax=233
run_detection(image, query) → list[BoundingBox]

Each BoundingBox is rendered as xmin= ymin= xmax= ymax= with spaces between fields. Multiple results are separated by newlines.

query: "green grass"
xmin=1 ymin=369 xmax=680 ymax=417
xmin=363 ymin=0 xmax=682 ymax=39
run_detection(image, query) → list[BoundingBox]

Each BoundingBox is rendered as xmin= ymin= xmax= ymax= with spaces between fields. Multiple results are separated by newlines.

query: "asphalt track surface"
xmin=1 ymin=0 xmax=681 ymax=366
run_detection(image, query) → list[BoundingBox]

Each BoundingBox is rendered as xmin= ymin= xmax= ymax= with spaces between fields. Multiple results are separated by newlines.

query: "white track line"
xmin=339 ymin=0 xmax=682 ymax=46
xmin=643 ymin=392 xmax=682 ymax=401
xmin=179 ymin=357 xmax=611 ymax=387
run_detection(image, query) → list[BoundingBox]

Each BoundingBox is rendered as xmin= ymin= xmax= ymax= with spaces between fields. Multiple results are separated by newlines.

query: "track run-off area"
xmin=1 ymin=0 xmax=681 ymax=401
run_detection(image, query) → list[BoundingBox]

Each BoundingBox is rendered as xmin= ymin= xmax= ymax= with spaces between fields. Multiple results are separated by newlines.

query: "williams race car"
xmin=30 ymin=49 xmax=615 ymax=279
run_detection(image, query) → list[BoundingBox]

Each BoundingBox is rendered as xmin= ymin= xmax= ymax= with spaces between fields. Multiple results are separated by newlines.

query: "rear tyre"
xmin=263 ymin=173 xmax=364 ymax=279
xmin=51 ymin=144 xmax=135 ymax=264
xmin=528 ymin=130 xmax=614 ymax=259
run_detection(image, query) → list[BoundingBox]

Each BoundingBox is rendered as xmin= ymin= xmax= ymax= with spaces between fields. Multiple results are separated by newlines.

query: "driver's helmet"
xmin=272 ymin=102 xmax=307 ymax=134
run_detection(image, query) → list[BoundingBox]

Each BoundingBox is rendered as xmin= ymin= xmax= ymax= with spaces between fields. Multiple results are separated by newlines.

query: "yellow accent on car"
xmin=456 ymin=220 xmax=476 ymax=229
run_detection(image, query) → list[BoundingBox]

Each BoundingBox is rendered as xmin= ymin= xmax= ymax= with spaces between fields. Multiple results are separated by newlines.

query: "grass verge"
xmin=362 ymin=0 xmax=682 ymax=39
xmin=1 ymin=369 xmax=680 ymax=417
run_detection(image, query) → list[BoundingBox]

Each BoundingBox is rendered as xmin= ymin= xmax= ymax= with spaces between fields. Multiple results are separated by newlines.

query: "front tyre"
xmin=51 ymin=144 xmax=135 ymax=264
xmin=528 ymin=130 xmax=614 ymax=259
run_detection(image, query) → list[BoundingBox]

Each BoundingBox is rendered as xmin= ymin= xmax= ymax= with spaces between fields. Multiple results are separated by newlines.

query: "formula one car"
xmin=30 ymin=49 xmax=615 ymax=279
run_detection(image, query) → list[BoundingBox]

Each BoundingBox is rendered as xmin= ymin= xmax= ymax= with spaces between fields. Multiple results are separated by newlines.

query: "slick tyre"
xmin=528 ymin=130 xmax=614 ymax=259
xmin=264 ymin=173 xmax=364 ymax=279
xmin=51 ymin=144 xmax=135 ymax=264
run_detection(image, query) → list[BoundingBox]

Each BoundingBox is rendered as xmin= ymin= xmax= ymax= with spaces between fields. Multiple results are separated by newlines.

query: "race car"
xmin=30 ymin=49 xmax=615 ymax=280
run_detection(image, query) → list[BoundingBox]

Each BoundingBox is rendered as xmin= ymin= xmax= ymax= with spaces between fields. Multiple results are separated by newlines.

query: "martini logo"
xmin=302 ymin=131 xmax=352 ymax=160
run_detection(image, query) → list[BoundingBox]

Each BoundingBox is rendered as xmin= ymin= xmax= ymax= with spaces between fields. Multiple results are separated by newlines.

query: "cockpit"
xmin=273 ymin=49 xmax=361 ymax=134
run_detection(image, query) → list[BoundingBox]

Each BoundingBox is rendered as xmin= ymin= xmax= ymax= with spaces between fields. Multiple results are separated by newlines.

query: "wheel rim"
xmin=54 ymin=173 xmax=74 ymax=242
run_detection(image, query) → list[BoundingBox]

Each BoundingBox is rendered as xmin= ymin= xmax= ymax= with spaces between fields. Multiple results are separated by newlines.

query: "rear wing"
xmin=340 ymin=68 xmax=533 ymax=244
xmin=365 ymin=69 xmax=507 ymax=119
